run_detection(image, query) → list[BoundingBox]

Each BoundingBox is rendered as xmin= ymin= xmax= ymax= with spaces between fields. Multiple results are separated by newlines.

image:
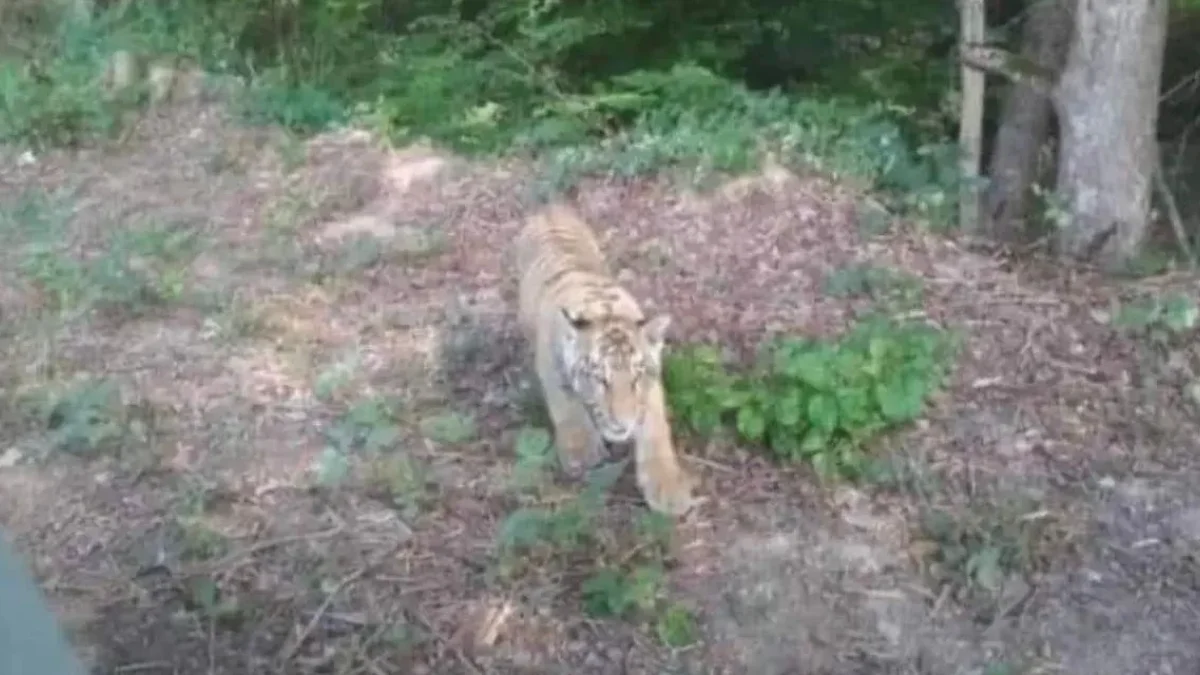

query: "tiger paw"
xmin=556 ymin=428 xmax=609 ymax=480
xmin=637 ymin=457 xmax=698 ymax=516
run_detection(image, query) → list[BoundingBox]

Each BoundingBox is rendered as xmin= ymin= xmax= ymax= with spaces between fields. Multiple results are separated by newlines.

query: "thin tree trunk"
xmin=1054 ymin=0 xmax=1169 ymax=266
xmin=958 ymin=0 xmax=987 ymax=234
xmin=983 ymin=0 xmax=1072 ymax=242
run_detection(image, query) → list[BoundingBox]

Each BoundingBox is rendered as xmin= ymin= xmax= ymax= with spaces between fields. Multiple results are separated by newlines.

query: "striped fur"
xmin=514 ymin=203 xmax=695 ymax=516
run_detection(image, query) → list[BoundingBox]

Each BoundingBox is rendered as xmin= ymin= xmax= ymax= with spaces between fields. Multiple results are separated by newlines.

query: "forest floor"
xmin=2 ymin=99 xmax=1200 ymax=675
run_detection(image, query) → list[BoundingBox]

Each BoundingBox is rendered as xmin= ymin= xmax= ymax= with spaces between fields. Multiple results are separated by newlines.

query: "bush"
xmin=0 ymin=18 xmax=127 ymax=147
xmin=663 ymin=315 xmax=959 ymax=479
xmin=1 ymin=0 xmax=963 ymax=224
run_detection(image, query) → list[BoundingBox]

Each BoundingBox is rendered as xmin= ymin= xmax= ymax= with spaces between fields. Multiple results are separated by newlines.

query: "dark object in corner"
xmin=0 ymin=534 xmax=86 ymax=675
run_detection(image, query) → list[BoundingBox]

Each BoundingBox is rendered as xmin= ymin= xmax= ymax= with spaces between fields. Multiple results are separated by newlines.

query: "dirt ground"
xmin=2 ymin=100 xmax=1200 ymax=675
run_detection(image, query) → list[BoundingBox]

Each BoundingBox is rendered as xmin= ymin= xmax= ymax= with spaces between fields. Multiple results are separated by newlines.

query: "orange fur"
xmin=514 ymin=203 xmax=695 ymax=516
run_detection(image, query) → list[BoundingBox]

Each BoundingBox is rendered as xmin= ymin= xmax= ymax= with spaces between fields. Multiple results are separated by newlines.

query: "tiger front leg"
xmin=543 ymin=385 xmax=608 ymax=479
xmin=633 ymin=381 xmax=697 ymax=516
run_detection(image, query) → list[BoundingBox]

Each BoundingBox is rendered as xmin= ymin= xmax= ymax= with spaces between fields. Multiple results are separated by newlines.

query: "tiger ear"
xmin=638 ymin=314 xmax=671 ymax=350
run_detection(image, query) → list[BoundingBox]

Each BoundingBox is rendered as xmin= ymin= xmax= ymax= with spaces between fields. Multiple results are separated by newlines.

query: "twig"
xmin=277 ymin=565 xmax=369 ymax=664
xmin=341 ymin=619 xmax=394 ymax=675
xmin=929 ymin=583 xmax=953 ymax=619
xmin=1160 ymin=68 xmax=1200 ymax=103
xmin=985 ymin=580 xmax=1038 ymax=636
xmin=1043 ymin=354 xmax=1099 ymax=378
xmin=409 ymin=610 xmax=485 ymax=675
xmin=276 ymin=540 xmax=407 ymax=668
xmin=687 ymin=455 xmax=736 ymax=473
xmin=184 ymin=525 xmax=344 ymax=577
xmin=114 ymin=662 xmax=173 ymax=673
xmin=1152 ymin=154 xmax=1198 ymax=270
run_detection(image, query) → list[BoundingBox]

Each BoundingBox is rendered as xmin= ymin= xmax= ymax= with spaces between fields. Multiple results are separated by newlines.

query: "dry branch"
xmin=960 ymin=43 xmax=1057 ymax=99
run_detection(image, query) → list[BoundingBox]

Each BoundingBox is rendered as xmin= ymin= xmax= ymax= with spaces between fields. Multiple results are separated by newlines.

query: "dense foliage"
xmin=0 ymin=0 xmax=970 ymax=203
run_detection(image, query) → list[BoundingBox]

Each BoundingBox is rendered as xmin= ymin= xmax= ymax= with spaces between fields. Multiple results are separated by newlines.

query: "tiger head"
xmin=556 ymin=307 xmax=671 ymax=443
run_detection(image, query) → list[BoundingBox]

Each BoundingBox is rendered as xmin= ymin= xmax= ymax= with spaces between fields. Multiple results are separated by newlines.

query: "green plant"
xmin=1110 ymin=291 xmax=1198 ymax=342
xmin=496 ymin=458 xmax=628 ymax=557
xmin=19 ymin=377 xmax=157 ymax=460
xmin=655 ymin=603 xmax=699 ymax=648
xmin=580 ymin=562 xmax=699 ymax=647
xmin=235 ymin=72 xmax=348 ymax=133
xmin=582 ymin=563 xmax=664 ymax=618
xmin=312 ymin=351 xmax=363 ymax=403
xmin=531 ymin=64 xmax=937 ymax=198
xmin=0 ymin=7 xmax=178 ymax=148
xmin=313 ymin=395 xmax=401 ymax=487
xmin=13 ymin=212 xmax=200 ymax=319
xmin=325 ymin=396 xmax=402 ymax=455
xmin=183 ymin=576 xmax=246 ymax=628
xmin=917 ymin=497 xmax=1055 ymax=597
xmin=173 ymin=478 xmax=233 ymax=560
xmin=664 ymin=315 xmax=956 ymax=479
xmin=419 ymin=410 xmax=478 ymax=445
xmin=363 ymin=454 xmax=431 ymax=519
xmin=510 ymin=426 xmax=557 ymax=491
xmin=824 ymin=262 xmax=925 ymax=309
xmin=37 ymin=378 xmax=127 ymax=455
xmin=178 ymin=520 xmax=230 ymax=561
xmin=495 ymin=426 xmax=697 ymax=643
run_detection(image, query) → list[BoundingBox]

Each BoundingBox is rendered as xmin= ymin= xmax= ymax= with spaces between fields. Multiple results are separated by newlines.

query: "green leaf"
xmin=810 ymin=451 xmax=834 ymax=478
xmin=777 ymin=348 xmax=835 ymax=390
xmin=364 ymin=424 xmax=401 ymax=453
xmin=767 ymin=429 xmax=802 ymax=459
xmin=497 ymin=508 xmax=551 ymax=552
xmin=806 ymin=393 xmax=839 ymax=432
xmin=776 ymin=391 xmax=805 ymax=428
xmin=514 ymin=426 xmax=553 ymax=461
xmin=966 ymin=545 xmax=1004 ymax=592
xmin=635 ymin=509 xmax=675 ymax=548
xmin=1113 ymin=299 xmax=1159 ymax=330
xmin=874 ymin=376 xmax=926 ymax=422
xmin=627 ymin=564 xmax=665 ymax=612
xmin=736 ymin=405 xmax=767 ymax=442
xmin=511 ymin=426 xmax=555 ymax=490
xmin=656 ymin=604 xmax=699 ymax=647
xmin=581 ymin=568 xmax=630 ymax=617
xmin=579 ymin=458 xmax=630 ymax=509
xmin=836 ymin=445 xmax=867 ymax=479
xmin=800 ymin=428 xmax=829 ymax=456
xmin=313 ymin=447 xmax=350 ymax=486
xmin=1162 ymin=293 xmax=1198 ymax=333
xmin=835 ymin=387 xmax=874 ymax=427
xmin=420 ymin=411 xmax=477 ymax=444
xmin=716 ymin=385 xmax=750 ymax=410
xmin=324 ymin=422 xmax=356 ymax=452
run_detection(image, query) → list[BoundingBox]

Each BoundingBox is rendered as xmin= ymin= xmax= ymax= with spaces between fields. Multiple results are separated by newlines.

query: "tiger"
xmin=513 ymin=202 xmax=697 ymax=516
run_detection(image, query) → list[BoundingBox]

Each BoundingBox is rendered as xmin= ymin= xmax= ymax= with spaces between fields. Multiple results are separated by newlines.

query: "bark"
xmin=982 ymin=0 xmax=1072 ymax=241
xmin=958 ymin=0 xmax=987 ymax=234
xmin=1054 ymin=0 xmax=1169 ymax=266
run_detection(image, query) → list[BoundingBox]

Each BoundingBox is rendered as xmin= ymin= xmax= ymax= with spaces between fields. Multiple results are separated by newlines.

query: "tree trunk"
xmin=1054 ymin=0 xmax=1169 ymax=266
xmin=982 ymin=0 xmax=1072 ymax=241
xmin=957 ymin=0 xmax=987 ymax=234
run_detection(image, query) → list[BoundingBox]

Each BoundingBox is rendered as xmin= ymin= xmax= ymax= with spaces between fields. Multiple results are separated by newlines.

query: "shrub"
xmin=663 ymin=315 xmax=958 ymax=479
